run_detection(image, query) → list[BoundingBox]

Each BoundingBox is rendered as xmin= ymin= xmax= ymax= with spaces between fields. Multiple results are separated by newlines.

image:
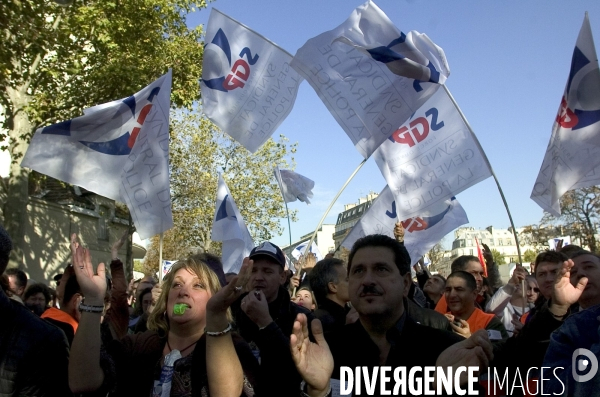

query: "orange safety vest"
xmin=41 ymin=307 xmax=79 ymax=333
xmin=435 ymin=294 xmax=448 ymax=314
xmin=464 ymin=308 xmax=495 ymax=332
xmin=520 ymin=311 xmax=529 ymax=324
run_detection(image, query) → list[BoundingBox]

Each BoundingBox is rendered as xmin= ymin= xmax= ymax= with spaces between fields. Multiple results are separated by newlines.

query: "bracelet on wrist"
xmin=205 ymin=323 xmax=233 ymax=337
xmin=79 ymin=302 xmax=105 ymax=313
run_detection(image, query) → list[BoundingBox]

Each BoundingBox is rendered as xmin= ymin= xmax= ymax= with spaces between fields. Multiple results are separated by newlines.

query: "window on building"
xmin=498 ymin=239 xmax=503 ymax=246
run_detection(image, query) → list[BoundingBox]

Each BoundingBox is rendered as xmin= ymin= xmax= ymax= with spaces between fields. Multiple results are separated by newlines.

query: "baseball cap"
xmin=250 ymin=242 xmax=285 ymax=268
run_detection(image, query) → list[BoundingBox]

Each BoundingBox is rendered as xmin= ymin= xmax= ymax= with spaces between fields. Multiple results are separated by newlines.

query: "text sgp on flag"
xmin=341 ymin=185 xmax=468 ymax=266
xmin=201 ymin=9 xmax=302 ymax=153
xmin=211 ymin=174 xmax=255 ymax=274
xmin=21 ymin=70 xmax=173 ymax=240
xmin=374 ymin=88 xmax=492 ymax=220
xmin=290 ymin=0 xmax=449 ymax=159
xmin=274 ymin=166 xmax=315 ymax=204
xmin=531 ymin=14 xmax=600 ymax=216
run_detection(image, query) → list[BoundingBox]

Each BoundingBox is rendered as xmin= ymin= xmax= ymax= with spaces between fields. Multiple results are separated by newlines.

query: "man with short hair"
xmin=41 ymin=265 xmax=82 ymax=345
xmin=568 ymin=250 xmax=599 ymax=309
xmin=290 ymin=235 xmax=493 ymax=396
xmin=435 ymin=255 xmax=493 ymax=314
xmin=5 ymin=267 xmax=27 ymax=301
xmin=308 ymin=258 xmax=349 ymax=333
xmin=232 ymin=241 xmax=315 ymax=397
xmin=423 ymin=274 xmax=446 ymax=306
xmin=444 ymin=271 xmax=508 ymax=342
xmin=0 ymin=224 xmax=71 ymax=396
xmin=493 ymin=250 xmax=583 ymax=391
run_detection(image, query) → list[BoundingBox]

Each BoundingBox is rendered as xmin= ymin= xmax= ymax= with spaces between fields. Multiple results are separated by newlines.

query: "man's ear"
xmin=402 ymin=273 xmax=412 ymax=298
xmin=327 ymin=281 xmax=338 ymax=294
xmin=68 ymin=293 xmax=82 ymax=309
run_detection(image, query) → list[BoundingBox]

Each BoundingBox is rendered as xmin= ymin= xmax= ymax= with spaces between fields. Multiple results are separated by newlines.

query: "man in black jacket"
xmin=0 ymin=224 xmax=71 ymax=396
xmin=232 ymin=241 xmax=314 ymax=397
xmin=290 ymin=235 xmax=493 ymax=397
xmin=308 ymin=258 xmax=350 ymax=333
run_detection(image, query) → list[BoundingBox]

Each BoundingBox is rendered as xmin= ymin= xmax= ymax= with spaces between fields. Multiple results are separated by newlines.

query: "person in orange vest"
xmin=41 ymin=264 xmax=83 ymax=345
xmin=443 ymin=271 xmax=509 ymax=344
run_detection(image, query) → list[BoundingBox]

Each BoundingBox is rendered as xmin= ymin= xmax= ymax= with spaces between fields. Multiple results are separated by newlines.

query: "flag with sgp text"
xmin=201 ymin=8 xmax=302 ymax=153
xmin=291 ymin=0 xmax=450 ymax=159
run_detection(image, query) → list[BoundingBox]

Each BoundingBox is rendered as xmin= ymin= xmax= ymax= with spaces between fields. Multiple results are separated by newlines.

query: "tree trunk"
xmin=4 ymin=86 xmax=32 ymax=268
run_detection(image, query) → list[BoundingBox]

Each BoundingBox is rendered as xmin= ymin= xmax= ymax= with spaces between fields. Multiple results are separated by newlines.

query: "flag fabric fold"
xmin=531 ymin=14 xmax=600 ymax=216
xmin=201 ymin=9 xmax=302 ymax=153
xmin=290 ymin=0 xmax=450 ymax=159
xmin=211 ymin=174 xmax=255 ymax=274
xmin=292 ymin=241 xmax=323 ymax=261
xmin=374 ymin=88 xmax=492 ymax=220
xmin=274 ymin=166 xmax=315 ymax=204
xmin=474 ymin=237 xmax=488 ymax=277
xmin=21 ymin=70 xmax=174 ymax=239
xmin=340 ymin=185 xmax=468 ymax=266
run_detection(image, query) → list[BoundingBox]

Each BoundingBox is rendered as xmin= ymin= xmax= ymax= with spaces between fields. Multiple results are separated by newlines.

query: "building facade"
xmin=451 ymin=226 xmax=536 ymax=264
xmin=332 ymin=192 xmax=379 ymax=250
xmin=2 ymin=176 xmax=143 ymax=284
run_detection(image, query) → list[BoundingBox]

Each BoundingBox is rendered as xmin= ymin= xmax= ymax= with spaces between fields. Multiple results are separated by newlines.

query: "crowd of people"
xmin=0 ymin=221 xmax=598 ymax=396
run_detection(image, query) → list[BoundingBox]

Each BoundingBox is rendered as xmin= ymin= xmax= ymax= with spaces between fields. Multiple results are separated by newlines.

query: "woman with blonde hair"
xmin=294 ymin=287 xmax=318 ymax=312
xmin=68 ymin=234 xmax=258 ymax=397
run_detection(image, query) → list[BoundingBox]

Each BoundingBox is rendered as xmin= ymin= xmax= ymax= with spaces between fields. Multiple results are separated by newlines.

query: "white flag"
xmin=291 ymin=0 xmax=449 ymax=159
xmin=374 ymin=88 xmax=492 ymax=220
xmin=211 ymin=175 xmax=255 ymax=273
xmin=292 ymin=241 xmax=323 ymax=261
xmin=21 ymin=71 xmax=173 ymax=239
xmin=201 ymin=9 xmax=302 ymax=153
xmin=341 ymin=185 xmax=468 ymax=266
xmin=274 ymin=166 xmax=315 ymax=204
xmin=531 ymin=15 xmax=600 ymax=216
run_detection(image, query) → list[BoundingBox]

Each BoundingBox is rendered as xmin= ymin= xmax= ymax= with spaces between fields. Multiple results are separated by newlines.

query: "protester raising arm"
xmin=68 ymin=233 xmax=106 ymax=393
xmin=205 ymin=258 xmax=253 ymax=397
xmin=290 ymin=313 xmax=334 ymax=397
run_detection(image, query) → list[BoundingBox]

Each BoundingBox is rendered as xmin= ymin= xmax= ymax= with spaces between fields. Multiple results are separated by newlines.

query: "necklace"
xmin=166 ymin=338 xmax=199 ymax=354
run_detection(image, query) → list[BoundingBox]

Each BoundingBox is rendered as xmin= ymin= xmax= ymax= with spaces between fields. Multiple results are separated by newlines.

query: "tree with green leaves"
xmin=523 ymin=249 xmax=538 ymax=263
xmin=143 ymin=111 xmax=298 ymax=273
xmin=491 ymin=249 xmax=505 ymax=265
xmin=540 ymin=187 xmax=600 ymax=252
xmin=1 ymin=0 xmax=207 ymax=267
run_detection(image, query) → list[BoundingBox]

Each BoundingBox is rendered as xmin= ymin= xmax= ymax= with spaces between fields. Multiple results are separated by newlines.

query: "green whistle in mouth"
xmin=173 ymin=303 xmax=188 ymax=315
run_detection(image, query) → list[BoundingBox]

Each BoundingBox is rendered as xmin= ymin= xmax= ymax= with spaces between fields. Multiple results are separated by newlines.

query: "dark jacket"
xmin=232 ymin=286 xmax=315 ymax=397
xmin=543 ymin=304 xmax=600 ymax=396
xmin=491 ymin=299 xmax=577 ymax=396
xmin=99 ymin=330 xmax=258 ymax=397
xmin=313 ymin=297 xmax=348 ymax=334
xmin=0 ymin=289 xmax=71 ymax=396
xmin=326 ymin=311 xmax=465 ymax=396
xmin=406 ymin=298 xmax=453 ymax=331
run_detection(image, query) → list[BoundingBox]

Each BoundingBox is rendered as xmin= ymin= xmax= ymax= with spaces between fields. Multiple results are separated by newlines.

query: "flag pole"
xmin=158 ymin=232 xmax=164 ymax=283
xmin=442 ymin=85 xmax=523 ymax=265
xmin=274 ymin=166 xmax=293 ymax=248
xmin=295 ymin=158 xmax=368 ymax=295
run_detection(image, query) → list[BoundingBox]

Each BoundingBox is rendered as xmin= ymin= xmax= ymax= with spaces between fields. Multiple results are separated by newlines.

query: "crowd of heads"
xmin=3 ymin=217 xmax=600 ymax=396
